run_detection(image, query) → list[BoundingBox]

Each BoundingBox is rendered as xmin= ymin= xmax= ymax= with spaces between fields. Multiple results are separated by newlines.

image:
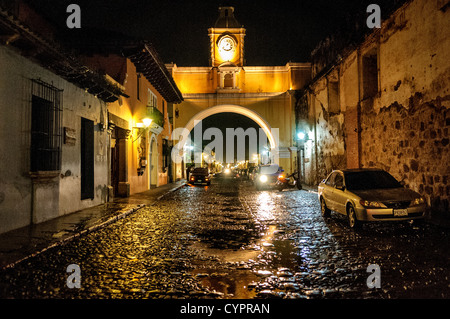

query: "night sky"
xmin=33 ymin=0 xmax=395 ymax=66
xmin=30 ymin=0 xmax=396 ymax=159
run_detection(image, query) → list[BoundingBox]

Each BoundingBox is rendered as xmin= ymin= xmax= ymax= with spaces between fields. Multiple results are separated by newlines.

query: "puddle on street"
xmin=188 ymin=223 xmax=301 ymax=298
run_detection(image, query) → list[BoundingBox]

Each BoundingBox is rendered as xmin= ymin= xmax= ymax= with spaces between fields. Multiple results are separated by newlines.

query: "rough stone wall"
xmin=315 ymin=107 xmax=346 ymax=182
xmin=359 ymin=0 xmax=450 ymax=213
xmin=296 ymin=77 xmax=346 ymax=185
xmin=361 ymin=95 xmax=450 ymax=212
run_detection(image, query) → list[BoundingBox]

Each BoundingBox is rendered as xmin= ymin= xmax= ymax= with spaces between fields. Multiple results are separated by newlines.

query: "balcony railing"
xmin=146 ymin=106 xmax=164 ymax=127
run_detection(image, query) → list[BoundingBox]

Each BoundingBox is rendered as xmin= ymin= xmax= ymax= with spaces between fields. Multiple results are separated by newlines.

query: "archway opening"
xmin=173 ymin=105 xmax=279 ymax=169
xmin=190 ymin=112 xmax=269 ymax=165
xmin=182 ymin=105 xmax=277 ymax=149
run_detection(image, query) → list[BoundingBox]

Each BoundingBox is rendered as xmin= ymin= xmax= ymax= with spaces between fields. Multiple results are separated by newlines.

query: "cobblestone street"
xmin=0 ymin=176 xmax=449 ymax=299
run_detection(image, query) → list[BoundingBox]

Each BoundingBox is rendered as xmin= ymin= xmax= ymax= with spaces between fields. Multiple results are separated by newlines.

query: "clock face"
xmin=218 ymin=36 xmax=236 ymax=61
xmin=220 ymin=37 xmax=234 ymax=52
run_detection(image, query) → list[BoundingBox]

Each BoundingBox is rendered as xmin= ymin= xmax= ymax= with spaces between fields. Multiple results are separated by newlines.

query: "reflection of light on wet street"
xmin=255 ymin=191 xmax=275 ymax=222
xmin=2 ymin=175 xmax=450 ymax=299
xmin=260 ymin=224 xmax=276 ymax=248
xmin=298 ymin=245 xmax=311 ymax=265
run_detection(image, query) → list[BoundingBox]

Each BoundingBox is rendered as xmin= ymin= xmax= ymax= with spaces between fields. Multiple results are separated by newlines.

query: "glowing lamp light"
xmin=297 ymin=132 xmax=305 ymax=140
xmin=259 ymin=175 xmax=268 ymax=183
xmin=142 ymin=118 xmax=153 ymax=127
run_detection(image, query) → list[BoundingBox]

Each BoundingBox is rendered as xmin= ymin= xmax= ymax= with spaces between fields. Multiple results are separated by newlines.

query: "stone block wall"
xmin=361 ymin=95 xmax=450 ymax=212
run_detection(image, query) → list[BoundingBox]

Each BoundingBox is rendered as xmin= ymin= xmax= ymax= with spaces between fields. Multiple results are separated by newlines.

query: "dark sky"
xmin=33 ymin=0 xmax=396 ymax=66
xmin=29 ymin=0 xmax=397 ymax=160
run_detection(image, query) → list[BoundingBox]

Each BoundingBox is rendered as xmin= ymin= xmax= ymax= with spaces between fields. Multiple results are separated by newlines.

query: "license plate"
xmin=393 ymin=209 xmax=408 ymax=217
xmin=198 ymin=180 xmax=202 ymax=182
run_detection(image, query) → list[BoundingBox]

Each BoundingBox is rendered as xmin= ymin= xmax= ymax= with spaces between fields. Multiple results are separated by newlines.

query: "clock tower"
xmin=208 ymin=6 xmax=245 ymax=67
xmin=167 ymin=5 xmax=312 ymax=181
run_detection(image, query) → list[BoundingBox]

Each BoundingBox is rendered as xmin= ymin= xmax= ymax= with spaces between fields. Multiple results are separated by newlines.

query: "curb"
xmin=1 ymin=205 xmax=145 ymax=271
xmin=1 ymin=183 xmax=186 ymax=271
xmin=156 ymin=182 xmax=186 ymax=200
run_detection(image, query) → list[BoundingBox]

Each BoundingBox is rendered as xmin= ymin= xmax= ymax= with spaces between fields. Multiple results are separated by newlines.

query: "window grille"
xmin=30 ymin=79 xmax=63 ymax=172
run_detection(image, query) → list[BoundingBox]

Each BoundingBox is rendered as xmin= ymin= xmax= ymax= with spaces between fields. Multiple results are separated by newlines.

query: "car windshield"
xmin=259 ymin=165 xmax=279 ymax=175
xmin=192 ymin=168 xmax=208 ymax=174
xmin=345 ymin=170 xmax=402 ymax=190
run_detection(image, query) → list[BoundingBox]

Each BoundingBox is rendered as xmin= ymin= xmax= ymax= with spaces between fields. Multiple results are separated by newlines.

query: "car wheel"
xmin=347 ymin=204 xmax=360 ymax=229
xmin=320 ymin=197 xmax=331 ymax=218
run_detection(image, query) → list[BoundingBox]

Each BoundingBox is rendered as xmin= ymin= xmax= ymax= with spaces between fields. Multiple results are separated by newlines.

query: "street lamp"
xmin=132 ymin=118 xmax=153 ymax=142
xmin=142 ymin=118 xmax=152 ymax=127
xmin=297 ymin=132 xmax=305 ymax=140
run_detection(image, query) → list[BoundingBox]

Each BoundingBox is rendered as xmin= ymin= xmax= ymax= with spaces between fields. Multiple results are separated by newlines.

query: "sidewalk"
xmin=0 ymin=180 xmax=186 ymax=270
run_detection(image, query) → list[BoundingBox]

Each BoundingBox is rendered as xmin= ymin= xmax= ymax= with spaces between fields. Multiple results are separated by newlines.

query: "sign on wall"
xmin=64 ymin=127 xmax=76 ymax=145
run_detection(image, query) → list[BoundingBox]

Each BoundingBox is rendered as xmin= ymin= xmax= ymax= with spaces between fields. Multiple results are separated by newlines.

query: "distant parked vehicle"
xmin=189 ymin=167 xmax=211 ymax=186
xmin=254 ymin=164 xmax=283 ymax=190
xmin=318 ymin=168 xmax=427 ymax=228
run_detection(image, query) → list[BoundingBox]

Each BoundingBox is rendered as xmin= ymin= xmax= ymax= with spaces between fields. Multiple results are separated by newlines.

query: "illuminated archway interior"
xmin=183 ymin=104 xmax=277 ymax=151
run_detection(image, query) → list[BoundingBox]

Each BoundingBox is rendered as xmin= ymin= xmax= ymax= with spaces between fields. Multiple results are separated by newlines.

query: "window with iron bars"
xmin=30 ymin=79 xmax=63 ymax=172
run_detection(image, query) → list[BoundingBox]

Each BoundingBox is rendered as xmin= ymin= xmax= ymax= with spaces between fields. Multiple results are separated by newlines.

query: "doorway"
xmin=111 ymin=126 xmax=128 ymax=196
xmin=149 ymin=137 xmax=158 ymax=188
xmin=81 ymin=118 xmax=94 ymax=200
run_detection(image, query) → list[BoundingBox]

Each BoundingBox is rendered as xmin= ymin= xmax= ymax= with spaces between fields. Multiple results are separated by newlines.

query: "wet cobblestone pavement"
xmin=0 ymin=176 xmax=449 ymax=299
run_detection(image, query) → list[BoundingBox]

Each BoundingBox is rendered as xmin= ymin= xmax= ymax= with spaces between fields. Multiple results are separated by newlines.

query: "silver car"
xmin=318 ymin=168 xmax=427 ymax=228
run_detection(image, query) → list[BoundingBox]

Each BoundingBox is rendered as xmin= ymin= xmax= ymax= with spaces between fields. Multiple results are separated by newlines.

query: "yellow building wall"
xmin=242 ymin=69 xmax=291 ymax=93
xmin=171 ymin=63 xmax=309 ymax=94
xmin=172 ymin=68 xmax=217 ymax=94
xmin=87 ymin=56 xmax=171 ymax=195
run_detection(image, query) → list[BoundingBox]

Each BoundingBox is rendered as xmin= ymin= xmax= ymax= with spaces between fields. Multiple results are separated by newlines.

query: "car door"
xmin=332 ymin=172 xmax=347 ymax=215
xmin=322 ymin=172 xmax=337 ymax=211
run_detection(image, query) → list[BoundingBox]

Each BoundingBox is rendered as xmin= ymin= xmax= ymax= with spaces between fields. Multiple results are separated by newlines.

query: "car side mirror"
xmin=336 ymin=185 xmax=346 ymax=191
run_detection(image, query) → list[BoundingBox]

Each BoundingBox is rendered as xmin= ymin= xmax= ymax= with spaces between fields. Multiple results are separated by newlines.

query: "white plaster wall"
xmin=0 ymin=45 xmax=109 ymax=234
